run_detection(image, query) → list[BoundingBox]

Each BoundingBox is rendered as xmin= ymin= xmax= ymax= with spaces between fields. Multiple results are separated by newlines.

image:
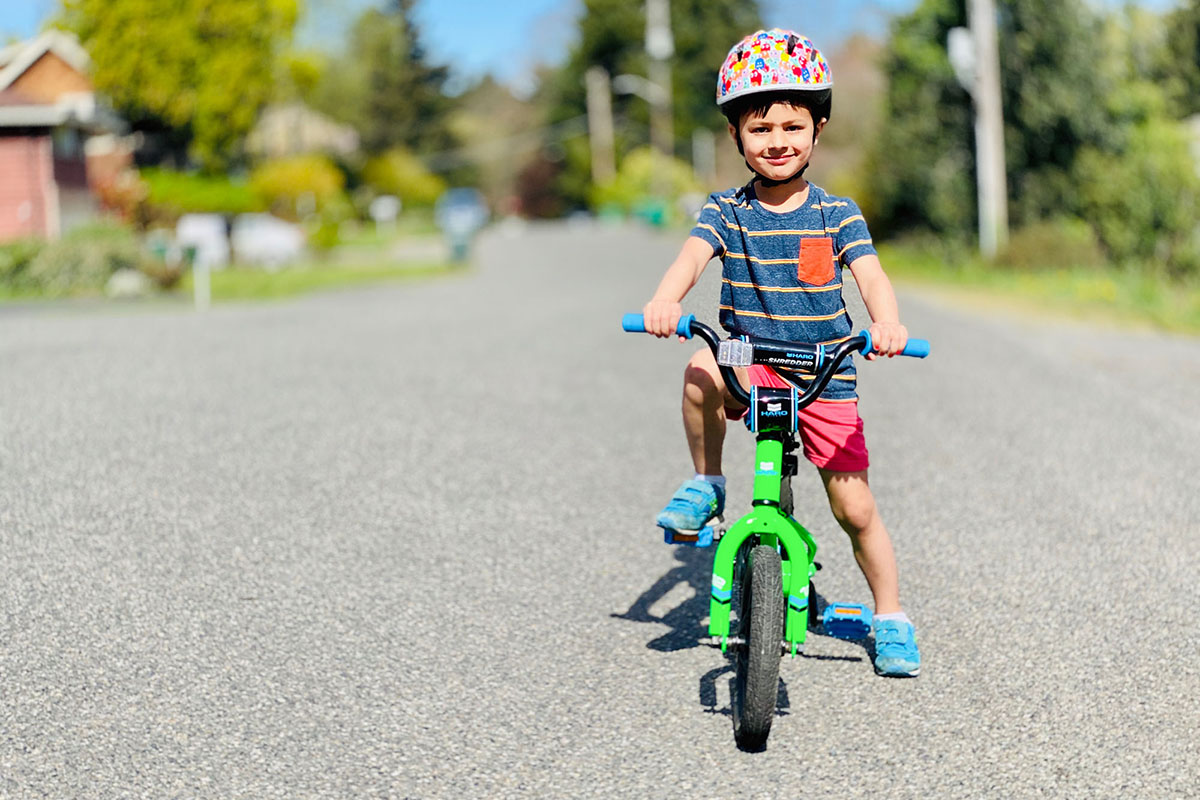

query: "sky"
xmin=0 ymin=0 xmax=1185 ymax=94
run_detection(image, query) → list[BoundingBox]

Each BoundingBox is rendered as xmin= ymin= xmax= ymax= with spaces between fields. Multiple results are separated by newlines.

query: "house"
xmin=245 ymin=102 xmax=360 ymax=160
xmin=0 ymin=30 xmax=131 ymax=241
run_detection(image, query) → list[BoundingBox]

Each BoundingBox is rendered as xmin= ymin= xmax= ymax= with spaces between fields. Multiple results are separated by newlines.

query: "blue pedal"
xmin=660 ymin=524 xmax=715 ymax=547
xmin=822 ymin=603 xmax=873 ymax=640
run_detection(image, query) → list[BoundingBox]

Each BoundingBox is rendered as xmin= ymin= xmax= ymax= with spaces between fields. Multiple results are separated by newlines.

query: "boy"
xmin=640 ymin=29 xmax=919 ymax=677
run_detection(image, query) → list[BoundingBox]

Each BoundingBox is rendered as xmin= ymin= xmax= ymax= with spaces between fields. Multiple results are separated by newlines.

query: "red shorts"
xmin=725 ymin=366 xmax=869 ymax=473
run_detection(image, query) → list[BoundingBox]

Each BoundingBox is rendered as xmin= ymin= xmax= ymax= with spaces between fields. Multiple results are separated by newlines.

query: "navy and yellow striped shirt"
xmin=689 ymin=182 xmax=877 ymax=401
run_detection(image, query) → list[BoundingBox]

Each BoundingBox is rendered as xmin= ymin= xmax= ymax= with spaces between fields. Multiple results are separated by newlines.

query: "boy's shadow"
xmin=612 ymin=544 xmax=870 ymax=713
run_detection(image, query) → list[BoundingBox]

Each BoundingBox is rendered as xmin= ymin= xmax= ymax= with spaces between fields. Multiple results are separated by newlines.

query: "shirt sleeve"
xmin=833 ymin=198 xmax=877 ymax=266
xmin=689 ymin=194 xmax=727 ymax=258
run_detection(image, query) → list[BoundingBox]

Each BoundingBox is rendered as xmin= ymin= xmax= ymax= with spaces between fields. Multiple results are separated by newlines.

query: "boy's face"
xmin=729 ymin=102 xmax=826 ymax=183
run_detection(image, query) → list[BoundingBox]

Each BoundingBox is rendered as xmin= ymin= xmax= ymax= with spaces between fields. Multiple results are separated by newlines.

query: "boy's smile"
xmin=731 ymin=102 xmax=825 ymax=184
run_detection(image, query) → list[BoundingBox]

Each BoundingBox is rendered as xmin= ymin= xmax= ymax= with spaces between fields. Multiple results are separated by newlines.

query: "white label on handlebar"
xmin=717 ymin=339 xmax=754 ymax=367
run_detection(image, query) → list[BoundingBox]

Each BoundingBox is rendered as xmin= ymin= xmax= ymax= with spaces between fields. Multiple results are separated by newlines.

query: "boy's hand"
xmin=642 ymin=299 xmax=686 ymax=340
xmin=866 ymin=321 xmax=908 ymax=360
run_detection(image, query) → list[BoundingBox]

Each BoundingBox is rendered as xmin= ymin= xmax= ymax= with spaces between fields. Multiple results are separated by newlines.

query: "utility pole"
xmin=950 ymin=0 xmax=1009 ymax=257
xmin=645 ymin=0 xmax=674 ymax=160
xmin=585 ymin=66 xmax=616 ymax=185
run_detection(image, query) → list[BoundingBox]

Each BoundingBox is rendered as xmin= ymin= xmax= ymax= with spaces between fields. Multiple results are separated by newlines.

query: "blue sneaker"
xmin=655 ymin=479 xmax=725 ymax=532
xmin=873 ymin=619 xmax=920 ymax=677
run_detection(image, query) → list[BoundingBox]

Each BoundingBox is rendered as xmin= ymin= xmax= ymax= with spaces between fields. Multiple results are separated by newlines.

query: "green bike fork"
xmin=709 ymin=436 xmax=818 ymax=656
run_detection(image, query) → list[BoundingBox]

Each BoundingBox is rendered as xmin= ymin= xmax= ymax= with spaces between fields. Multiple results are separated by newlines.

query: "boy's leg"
xmin=682 ymin=347 xmax=742 ymax=474
xmin=820 ymin=468 xmax=920 ymax=676
xmin=818 ymin=469 xmax=901 ymax=614
xmin=656 ymin=348 xmax=745 ymax=533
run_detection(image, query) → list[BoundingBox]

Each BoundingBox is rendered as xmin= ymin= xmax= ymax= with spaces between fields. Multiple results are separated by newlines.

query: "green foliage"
xmin=997 ymin=0 xmax=1112 ymax=225
xmin=995 ymin=218 xmax=1105 ymax=271
xmin=0 ymin=238 xmax=45 ymax=289
xmin=362 ymin=148 xmax=447 ymax=208
xmin=1161 ymin=0 xmax=1200 ymax=116
xmin=546 ymin=0 xmax=761 ymax=209
xmin=1073 ymin=117 xmax=1200 ymax=275
xmin=869 ymin=0 xmax=1199 ymax=278
xmin=865 ymin=0 xmax=972 ymax=238
xmin=141 ymin=168 xmax=264 ymax=219
xmin=60 ymin=0 xmax=299 ymax=170
xmin=351 ymin=1 xmax=451 ymax=157
xmin=591 ymin=147 xmax=704 ymax=219
xmin=19 ymin=223 xmax=148 ymax=297
xmin=250 ymin=155 xmax=347 ymax=219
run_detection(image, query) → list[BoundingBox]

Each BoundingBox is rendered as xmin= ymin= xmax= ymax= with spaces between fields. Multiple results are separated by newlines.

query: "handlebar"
xmin=621 ymin=312 xmax=929 ymax=410
xmin=622 ymin=312 xmax=696 ymax=339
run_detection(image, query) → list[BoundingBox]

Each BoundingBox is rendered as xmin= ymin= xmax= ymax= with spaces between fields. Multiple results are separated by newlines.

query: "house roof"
xmin=0 ymin=30 xmax=123 ymax=133
xmin=0 ymin=30 xmax=91 ymax=92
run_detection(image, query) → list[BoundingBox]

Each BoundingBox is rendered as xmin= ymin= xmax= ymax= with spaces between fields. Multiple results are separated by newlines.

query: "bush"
xmin=141 ymin=168 xmax=264 ymax=223
xmin=362 ymin=147 xmax=446 ymax=209
xmin=22 ymin=223 xmax=148 ymax=296
xmin=250 ymin=155 xmax=347 ymax=221
xmin=1074 ymin=117 xmax=1200 ymax=276
xmin=590 ymin=147 xmax=704 ymax=223
xmin=0 ymin=238 xmax=46 ymax=289
xmin=996 ymin=218 xmax=1107 ymax=271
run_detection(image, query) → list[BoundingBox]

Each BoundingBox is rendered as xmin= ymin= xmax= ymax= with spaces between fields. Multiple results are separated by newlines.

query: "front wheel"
xmin=732 ymin=545 xmax=784 ymax=751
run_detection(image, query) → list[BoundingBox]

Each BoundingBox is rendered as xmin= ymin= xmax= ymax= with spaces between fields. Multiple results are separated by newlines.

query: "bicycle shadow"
xmin=612 ymin=545 xmax=873 ymax=714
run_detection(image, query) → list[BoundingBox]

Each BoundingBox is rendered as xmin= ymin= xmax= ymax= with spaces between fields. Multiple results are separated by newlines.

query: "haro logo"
xmin=761 ymin=401 xmax=788 ymax=417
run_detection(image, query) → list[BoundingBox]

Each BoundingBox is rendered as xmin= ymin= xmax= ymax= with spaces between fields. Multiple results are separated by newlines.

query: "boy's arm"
xmin=642 ymin=236 xmax=716 ymax=338
xmin=847 ymin=254 xmax=908 ymax=359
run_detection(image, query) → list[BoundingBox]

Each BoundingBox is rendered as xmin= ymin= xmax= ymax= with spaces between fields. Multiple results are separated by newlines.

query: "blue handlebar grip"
xmin=856 ymin=329 xmax=931 ymax=358
xmin=621 ymin=313 xmax=646 ymax=332
xmin=621 ymin=312 xmax=695 ymax=339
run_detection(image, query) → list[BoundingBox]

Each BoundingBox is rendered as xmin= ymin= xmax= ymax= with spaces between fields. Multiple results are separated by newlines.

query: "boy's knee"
xmin=833 ymin=497 xmax=876 ymax=534
xmin=825 ymin=474 xmax=877 ymax=533
xmin=683 ymin=351 xmax=723 ymax=404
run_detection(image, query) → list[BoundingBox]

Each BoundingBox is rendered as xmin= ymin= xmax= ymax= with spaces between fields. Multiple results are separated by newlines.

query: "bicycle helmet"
xmin=717 ymin=29 xmax=833 ymax=185
xmin=718 ymin=29 xmax=832 ymax=106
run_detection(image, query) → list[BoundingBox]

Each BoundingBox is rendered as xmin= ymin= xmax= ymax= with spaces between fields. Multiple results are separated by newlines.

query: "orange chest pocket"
xmin=797 ymin=237 xmax=835 ymax=285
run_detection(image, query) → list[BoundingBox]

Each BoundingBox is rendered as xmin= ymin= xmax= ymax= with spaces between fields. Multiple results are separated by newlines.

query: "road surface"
xmin=2 ymin=221 xmax=1197 ymax=798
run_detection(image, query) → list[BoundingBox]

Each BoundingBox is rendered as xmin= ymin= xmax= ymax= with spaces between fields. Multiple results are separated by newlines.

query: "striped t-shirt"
xmin=689 ymin=181 xmax=878 ymax=401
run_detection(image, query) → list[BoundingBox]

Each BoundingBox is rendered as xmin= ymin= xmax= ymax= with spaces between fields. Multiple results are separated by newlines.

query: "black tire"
xmin=732 ymin=545 xmax=784 ymax=751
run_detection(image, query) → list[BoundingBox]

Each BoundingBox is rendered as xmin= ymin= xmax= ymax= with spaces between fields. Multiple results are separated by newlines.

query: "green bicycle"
xmin=623 ymin=312 xmax=929 ymax=750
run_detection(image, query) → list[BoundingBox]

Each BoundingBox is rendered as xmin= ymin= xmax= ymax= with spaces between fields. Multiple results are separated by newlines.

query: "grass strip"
xmin=177 ymin=260 xmax=456 ymax=301
xmin=879 ymin=244 xmax=1200 ymax=335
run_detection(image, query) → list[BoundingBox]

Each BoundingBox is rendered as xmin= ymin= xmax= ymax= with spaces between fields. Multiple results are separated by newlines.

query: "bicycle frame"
xmin=709 ymin=432 xmax=818 ymax=656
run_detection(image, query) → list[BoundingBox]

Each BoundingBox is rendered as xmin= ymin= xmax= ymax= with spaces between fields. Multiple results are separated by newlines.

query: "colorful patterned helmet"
xmin=717 ymin=29 xmax=833 ymax=106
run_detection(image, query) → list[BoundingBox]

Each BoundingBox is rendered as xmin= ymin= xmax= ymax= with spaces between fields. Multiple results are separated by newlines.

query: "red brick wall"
xmin=0 ymin=135 xmax=55 ymax=240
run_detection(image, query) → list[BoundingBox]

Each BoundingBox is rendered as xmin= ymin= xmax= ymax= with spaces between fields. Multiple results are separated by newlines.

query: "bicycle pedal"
xmin=660 ymin=523 xmax=715 ymax=547
xmin=822 ymin=602 xmax=873 ymax=640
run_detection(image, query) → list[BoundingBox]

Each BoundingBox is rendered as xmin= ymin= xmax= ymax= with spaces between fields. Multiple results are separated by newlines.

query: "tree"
xmin=1161 ymin=0 xmax=1200 ymax=117
xmin=867 ymin=0 xmax=1113 ymax=236
xmin=869 ymin=0 xmax=1200 ymax=273
xmin=60 ymin=0 xmax=299 ymax=171
xmin=995 ymin=0 xmax=1112 ymax=226
xmin=354 ymin=0 xmax=451 ymax=157
xmin=545 ymin=0 xmax=762 ymax=210
xmin=864 ymin=0 xmax=974 ymax=238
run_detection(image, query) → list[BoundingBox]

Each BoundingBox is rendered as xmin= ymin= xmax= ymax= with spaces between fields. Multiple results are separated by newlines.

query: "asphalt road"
xmin=2 ymin=221 xmax=1197 ymax=798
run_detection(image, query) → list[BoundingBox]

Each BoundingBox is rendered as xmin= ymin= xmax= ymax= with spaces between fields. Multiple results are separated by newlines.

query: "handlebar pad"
xmin=622 ymin=313 xmax=695 ymax=339
xmin=857 ymin=329 xmax=931 ymax=358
